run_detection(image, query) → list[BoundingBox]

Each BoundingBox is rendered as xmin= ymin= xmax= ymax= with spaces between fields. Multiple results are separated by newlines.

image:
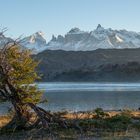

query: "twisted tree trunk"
xmin=3 ymin=101 xmax=31 ymax=130
xmin=2 ymin=101 xmax=67 ymax=132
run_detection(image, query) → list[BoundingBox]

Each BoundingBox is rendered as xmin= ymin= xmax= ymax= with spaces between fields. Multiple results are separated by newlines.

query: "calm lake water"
xmin=1 ymin=82 xmax=140 ymax=114
xmin=39 ymin=82 xmax=140 ymax=112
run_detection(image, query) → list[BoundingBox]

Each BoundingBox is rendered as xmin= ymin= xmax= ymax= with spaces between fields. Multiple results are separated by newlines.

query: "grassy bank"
xmin=1 ymin=109 xmax=140 ymax=139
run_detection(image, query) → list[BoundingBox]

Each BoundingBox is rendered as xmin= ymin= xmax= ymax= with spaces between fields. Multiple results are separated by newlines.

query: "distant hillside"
xmin=34 ymin=49 xmax=140 ymax=82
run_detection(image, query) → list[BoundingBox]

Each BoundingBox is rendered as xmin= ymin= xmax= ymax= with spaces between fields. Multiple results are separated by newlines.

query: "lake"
xmin=1 ymin=82 xmax=140 ymax=114
xmin=39 ymin=82 xmax=140 ymax=112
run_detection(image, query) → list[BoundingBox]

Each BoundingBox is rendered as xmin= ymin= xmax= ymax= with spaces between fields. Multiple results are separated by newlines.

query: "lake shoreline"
xmin=1 ymin=109 xmax=140 ymax=128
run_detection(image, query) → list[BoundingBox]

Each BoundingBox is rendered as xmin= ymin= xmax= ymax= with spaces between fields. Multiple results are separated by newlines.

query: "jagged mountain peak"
xmin=1 ymin=25 xmax=140 ymax=53
xmin=94 ymin=24 xmax=106 ymax=34
xmin=96 ymin=24 xmax=104 ymax=30
xmin=33 ymin=31 xmax=45 ymax=38
xmin=68 ymin=27 xmax=86 ymax=34
xmin=25 ymin=31 xmax=46 ymax=42
xmin=68 ymin=27 xmax=81 ymax=33
xmin=30 ymin=31 xmax=46 ymax=42
xmin=97 ymin=24 xmax=102 ymax=28
xmin=51 ymin=35 xmax=57 ymax=42
xmin=46 ymin=25 xmax=140 ymax=51
xmin=20 ymin=31 xmax=47 ymax=53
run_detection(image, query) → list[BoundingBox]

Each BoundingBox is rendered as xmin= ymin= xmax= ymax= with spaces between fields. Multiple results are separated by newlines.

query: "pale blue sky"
xmin=0 ymin=0 xmax=140 ymax=40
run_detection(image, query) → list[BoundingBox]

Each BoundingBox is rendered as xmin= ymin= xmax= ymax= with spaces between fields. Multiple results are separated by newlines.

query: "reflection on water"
xmin=38 ymin=82 xmax=140 ymax=112
xmin=39 ymin=90 xmax=140 ymax=112
xmin=38 ymin=82 xmax=140 ymax=91
xmin=1 ymin=82 xmax=140 ymax=114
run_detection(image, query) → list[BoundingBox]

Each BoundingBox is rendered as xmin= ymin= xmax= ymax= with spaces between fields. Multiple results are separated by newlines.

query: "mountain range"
xmin=1 ymin=24 xmax=140 ymax=53
xmin=22 ymin=24 xmax=140 ymax=53
xmin=1 ymin=25 xmax=140 ymax=81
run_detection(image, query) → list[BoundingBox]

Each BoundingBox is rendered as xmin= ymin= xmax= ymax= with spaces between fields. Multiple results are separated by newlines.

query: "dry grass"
xmin=0 ymin=116 xmax=11 ymax=128
xmin=63 ymin=110 xmax=140 ymax=119
xmin=0 ymin=110 xmax=140 ymax=128
xmin=1 ymin=110 xmax=140 ymax=140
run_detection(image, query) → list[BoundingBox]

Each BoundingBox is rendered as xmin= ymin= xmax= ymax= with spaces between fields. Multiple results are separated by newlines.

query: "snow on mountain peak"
xmin=32 ymin=31 xmax=46 ymax=40
xmin=46 ymin=25 xmax=140 ymax=51
xmin=51 ymin=35 xmax=57 ymax=42
xmin=1 ymin=25 xmax=140 ymax=53
xmin=34 ymin=31 xmax=45 ymax=38
xmin=36 ymin=31 xmax=44 ymax=36
xmin=115 ymin=35 xmax=123 ymax=43
xmin=21 ymin=31 xmax=47 ymax=53
xmin=25 ymin=31 xmax=46 ymax=44
xmin=96 ymin=24 xmax=104 ymax=30
xmin=94 ymin=24 xmax=106 ymax=35
xmin=68 ymin=27 xmax=80 ymax=33
xmin=68 ymin=27 xmax=86 ymax=34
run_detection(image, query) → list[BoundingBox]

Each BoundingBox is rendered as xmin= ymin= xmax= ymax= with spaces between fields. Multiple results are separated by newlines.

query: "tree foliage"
xmin=0 ymin=35 xmax=67 ymax=132
xmin=0 ymin=43 xmax=43 ymax=104
xmin=0 ymin=38 xmax=53 ymax=130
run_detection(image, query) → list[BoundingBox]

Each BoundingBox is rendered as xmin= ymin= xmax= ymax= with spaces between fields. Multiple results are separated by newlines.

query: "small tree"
xmin=0 ymin=38 xmax=53 ymax=130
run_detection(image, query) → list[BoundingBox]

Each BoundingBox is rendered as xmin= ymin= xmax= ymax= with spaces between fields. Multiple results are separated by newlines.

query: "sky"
xmin=0 ymin=0 xmax=140 ymax=41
